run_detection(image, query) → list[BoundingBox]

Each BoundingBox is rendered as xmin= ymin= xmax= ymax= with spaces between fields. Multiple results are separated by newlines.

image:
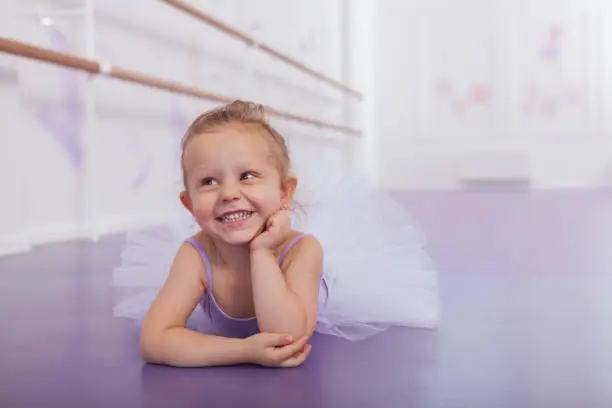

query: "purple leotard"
xmin=184 ymin=234 xmax=314 ymax=338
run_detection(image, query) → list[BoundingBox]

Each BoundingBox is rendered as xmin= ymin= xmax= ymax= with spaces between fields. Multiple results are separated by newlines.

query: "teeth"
xmin=221 ymin=211 xmax=251 ymax=223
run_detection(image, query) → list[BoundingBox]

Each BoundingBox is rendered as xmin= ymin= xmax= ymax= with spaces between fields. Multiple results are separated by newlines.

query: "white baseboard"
xmin=0 ymin=232 xmax=31 ymax=257
xmin=455 ymin=151 xmax=531 ymax=183
xmin=28 ymin=222 xmax=85 ymax=246
xmin=0 ymin=212 xmax=174 ymax=257
xmin=91 ymin=212 xmax=171 ymax=239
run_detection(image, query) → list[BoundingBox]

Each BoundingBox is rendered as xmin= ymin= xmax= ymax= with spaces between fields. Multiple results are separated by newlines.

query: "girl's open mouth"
xmin=216 ymin=210 xmax=253 ymax=224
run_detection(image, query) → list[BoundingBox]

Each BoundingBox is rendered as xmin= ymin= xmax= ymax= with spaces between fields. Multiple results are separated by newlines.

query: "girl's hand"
xmin=243 ymin=332 xmax=312 ymax=368
xmin=250 ymin=206 xmax=291 ymax=251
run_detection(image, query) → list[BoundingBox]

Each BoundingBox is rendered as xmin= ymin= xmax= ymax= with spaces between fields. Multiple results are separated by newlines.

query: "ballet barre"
xmin=159 ymin=0 xmax=363 ymax=99
xmin=0 ymin=36 xmax=361 ymax=136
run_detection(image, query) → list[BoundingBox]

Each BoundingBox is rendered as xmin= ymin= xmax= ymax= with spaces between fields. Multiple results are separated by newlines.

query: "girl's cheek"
xmin=192 ymin=196 xmax=217 ymax=218
xmin=250 ymin=188 xmax=282 ymax=206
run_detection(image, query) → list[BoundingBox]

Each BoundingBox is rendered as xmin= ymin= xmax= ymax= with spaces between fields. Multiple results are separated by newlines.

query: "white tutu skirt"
xmin=112 ymin=176 xmax=440 ymax=341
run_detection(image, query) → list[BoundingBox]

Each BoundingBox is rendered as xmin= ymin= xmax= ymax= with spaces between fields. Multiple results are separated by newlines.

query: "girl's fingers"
xmin=272 ymin=336 xmax=309 ymax=361
xmin=281 ymin=344 xmax=312 ymax=367
xmin=262 ymin=332 xmax=295 ymax=347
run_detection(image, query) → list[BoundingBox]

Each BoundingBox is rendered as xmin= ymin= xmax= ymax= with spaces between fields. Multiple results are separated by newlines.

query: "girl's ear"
xmin=281 ymin=176 xmax=298 ymax=205
xmin=180 ymin=191 xmax=193 ymax=214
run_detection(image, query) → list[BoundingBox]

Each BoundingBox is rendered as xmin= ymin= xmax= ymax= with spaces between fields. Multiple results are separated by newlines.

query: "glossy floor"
xmin=1 ymin=189 xmax=612 ymax=407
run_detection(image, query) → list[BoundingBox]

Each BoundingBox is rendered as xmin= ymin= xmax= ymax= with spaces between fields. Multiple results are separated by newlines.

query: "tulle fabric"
xmin=111 ymin=175 xmax=440 ymax=341
xmin=292 ymin=177 xmax=440 ymax=339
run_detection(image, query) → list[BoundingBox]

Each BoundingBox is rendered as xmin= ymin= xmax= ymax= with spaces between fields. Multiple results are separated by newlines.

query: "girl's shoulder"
xmin=276 ymin=230 xmax=323 ymax=266
xmin=178 ymin=232 xmax=212 ymax=286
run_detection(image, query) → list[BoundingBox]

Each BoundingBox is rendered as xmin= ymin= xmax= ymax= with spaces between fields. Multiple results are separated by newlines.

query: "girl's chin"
xmin=213 ymin=228 xmax=262 ymax=246
xmin=201 ymin=216 xmax=266 ymax=245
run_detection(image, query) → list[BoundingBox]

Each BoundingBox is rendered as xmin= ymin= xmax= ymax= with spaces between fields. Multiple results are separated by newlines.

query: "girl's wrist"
xmin=238 ymin=337 xmax=254 ymax=364
xmin=249 ymin=247 xmax=279 ymax=278
xmin=249 ymin=246 xmax=274 ymax=258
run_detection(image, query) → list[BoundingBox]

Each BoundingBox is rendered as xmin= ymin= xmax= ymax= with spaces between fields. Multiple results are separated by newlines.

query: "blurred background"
xmin=1 ymin=0 xmax=611 ymax=256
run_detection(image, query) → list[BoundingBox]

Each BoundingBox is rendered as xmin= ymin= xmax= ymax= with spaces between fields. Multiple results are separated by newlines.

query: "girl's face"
xmin=180 ymin=123 xmax=295 ymax=245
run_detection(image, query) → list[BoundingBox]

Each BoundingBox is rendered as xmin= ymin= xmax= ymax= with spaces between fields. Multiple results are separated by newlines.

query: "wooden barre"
xmin=160 ymin=0 xmax=363 ymax=99
xmin=0 ymin=36 xmax=361 ymax=136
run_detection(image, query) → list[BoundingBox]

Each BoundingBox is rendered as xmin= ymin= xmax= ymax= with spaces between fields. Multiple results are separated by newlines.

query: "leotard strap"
xmin=278 ymin=233 xmax=309 ymax=264
xmin=185 ymin=234 xmax=309 ymax=287
xmin=184 ymin=237 xmax=214 ymax=290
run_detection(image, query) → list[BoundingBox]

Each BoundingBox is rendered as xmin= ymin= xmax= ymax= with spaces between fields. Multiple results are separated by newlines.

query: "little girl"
xmin=112 ymin=100 xmax=440 ymax=368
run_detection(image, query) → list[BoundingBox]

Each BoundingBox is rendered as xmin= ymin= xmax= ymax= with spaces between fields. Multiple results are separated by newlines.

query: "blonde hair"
xmin=180 ymin=100 xmax=291 ymax=189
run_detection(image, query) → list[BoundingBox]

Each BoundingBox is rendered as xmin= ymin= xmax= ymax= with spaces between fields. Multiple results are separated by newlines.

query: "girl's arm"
xmin=250 ymin=235 xmax=324 ymax=340
xmin=139 ymin=243 xmax=247 ymax=367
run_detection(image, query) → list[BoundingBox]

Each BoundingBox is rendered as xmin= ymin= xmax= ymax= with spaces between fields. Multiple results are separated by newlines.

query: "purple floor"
xmin=2 ymin=189 xmax=612 ymax=407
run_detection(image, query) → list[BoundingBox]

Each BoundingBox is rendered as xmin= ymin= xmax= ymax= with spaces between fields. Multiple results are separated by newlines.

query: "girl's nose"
xmin=220 ymin=182 xmax=241 ymax=202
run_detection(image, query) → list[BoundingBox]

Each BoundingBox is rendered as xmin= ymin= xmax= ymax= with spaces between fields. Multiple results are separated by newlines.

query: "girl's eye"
xmin=201 ymin=178 xmax=217 ymax=186
xmin=240 ymin=171 xmax=256 ymax=181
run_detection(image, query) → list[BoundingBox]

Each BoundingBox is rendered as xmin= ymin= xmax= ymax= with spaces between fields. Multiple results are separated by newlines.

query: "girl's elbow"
xmin=303 ymin=317 xmax=317 ymax=339
xmin=292 ymin=315 xmax=314 ymax=340
xmin=139 ymin=328 xmax=166 ymax=364
xmin=260 ymin=318 xmax=308 ymax=340
xmin=139 ymin=335 xmax=158 ymax=363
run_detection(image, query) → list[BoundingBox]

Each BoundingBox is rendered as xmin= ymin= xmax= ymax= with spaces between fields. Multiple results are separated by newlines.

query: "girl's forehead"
xmin=184 ymin=128 xmax=273 ymax=166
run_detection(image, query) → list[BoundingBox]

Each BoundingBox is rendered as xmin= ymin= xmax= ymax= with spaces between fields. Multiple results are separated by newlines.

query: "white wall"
xmin=0 ymin=0 xmax=367 ymax=256
xmin=345 ymin=0 xmax=377 ymax=182
xmin=374 ymin=0 xmax=612 ymax=190
xmin=8 ymin=0 xmax=611 ymax=258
